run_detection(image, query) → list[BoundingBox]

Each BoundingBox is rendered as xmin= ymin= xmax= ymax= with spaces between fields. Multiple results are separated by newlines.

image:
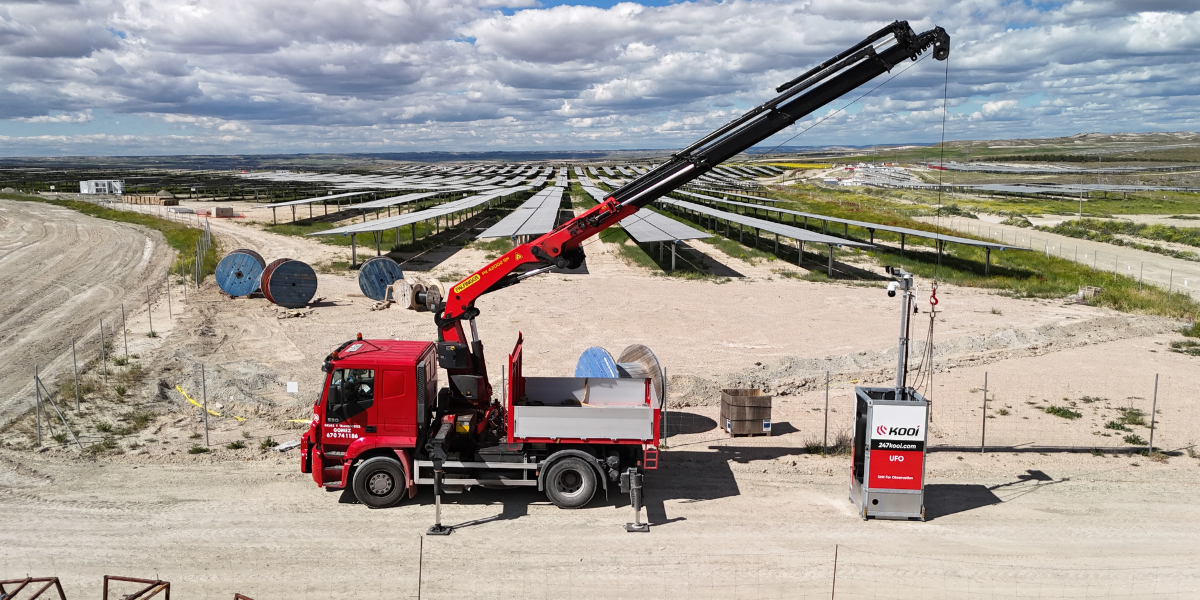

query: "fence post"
xmin=1148 ymin=374 xmax=1159 ymax=452
xmin=202 ymin=363 xmax=209 ymax=447
xmin=831 ymin=544 xmax=839 ymax=600
xmin=823 ymin=371 xmax=830 ymax=457
xmin=147 ymin=286 xmax=155 ymax=336
xmin=981 ymin=372 xmax=988 ymax=453
xmin=100 ymin=318 xmax=107 ymax=385
xmin=121 ymin=303 xmax=129 ymax=359
xmin=35 ymin=365 xmax=42 ymax=446
xmin=72 ymin=338 xmax=80 ymax=411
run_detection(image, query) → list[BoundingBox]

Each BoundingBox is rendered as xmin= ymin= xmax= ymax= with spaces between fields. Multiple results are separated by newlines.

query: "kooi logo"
xmin=876 ymin=425 xmax=921 ymax=436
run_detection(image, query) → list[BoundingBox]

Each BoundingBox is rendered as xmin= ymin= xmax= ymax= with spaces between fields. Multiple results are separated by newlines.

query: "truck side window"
xmin=325 ymin=369 xmax=375 ymax=422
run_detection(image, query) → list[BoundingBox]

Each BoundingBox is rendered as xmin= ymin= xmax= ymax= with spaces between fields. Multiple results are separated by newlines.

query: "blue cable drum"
xmin=215 ymin=250 xmax=265 ymax=297
xmin=262 ymin=259 xmax=318 ymax=308
xmin=358 ymin=256 xmax=404 ymax=302
xmin=574 ymin=347 xmax=619 ymax=378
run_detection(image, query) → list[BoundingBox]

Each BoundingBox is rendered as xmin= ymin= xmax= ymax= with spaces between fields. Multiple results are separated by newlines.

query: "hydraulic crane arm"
xmin=428 ymin=20 xmax=949 ymax=403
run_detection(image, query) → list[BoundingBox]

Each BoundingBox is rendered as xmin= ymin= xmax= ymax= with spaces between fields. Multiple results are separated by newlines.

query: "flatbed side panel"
xmin=513 ymin=405 xmax=653 ymax=441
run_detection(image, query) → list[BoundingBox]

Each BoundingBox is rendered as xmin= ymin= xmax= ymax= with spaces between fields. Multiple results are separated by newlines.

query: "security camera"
xmin=887 ymin=281 xmax=898 ymax=297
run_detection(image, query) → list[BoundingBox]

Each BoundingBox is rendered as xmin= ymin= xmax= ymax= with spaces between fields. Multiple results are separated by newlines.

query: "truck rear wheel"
xmin=352 ymin=456 xmax=407 ymax=509
xmin=544 ymin=457 xmax=597 ymax=509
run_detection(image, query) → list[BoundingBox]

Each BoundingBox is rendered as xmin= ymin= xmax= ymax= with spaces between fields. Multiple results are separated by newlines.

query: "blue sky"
xmin=1 ymin=0 xmax=1198 ymax=156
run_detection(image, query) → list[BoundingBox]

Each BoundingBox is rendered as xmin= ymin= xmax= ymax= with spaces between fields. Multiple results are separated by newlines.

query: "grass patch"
xmin=1105 ymin=420 xmax=1131 ymax=432
xmin=188 ymin=444 xmax=210 ymax=454
xmin=468 ymin=237 xmax=514 ymax=259
xmin=189 ymin=432 xmax=202 ymax=439
xmin=260 ymin=437 xmax=279 ymax=450
xmin=225 ymin=440 xmax=246 ymax=450
xmin=1045 ymin=405 xmax=1082 ymax=419
xmin=94 ymin=422 xmax=113 ymax=433
xmin=1169 ymin=339 xmax=1200 ymax=356
xmin=1118 ymin=407 xmax=1147 ymax=427
xmin=1124 ymin=434 xmax=1148 ymax=446
xmin=1182 ymin=321 xmax=1200 ymax=338
xmin=803 ymin=430 xmax=851 ymax=455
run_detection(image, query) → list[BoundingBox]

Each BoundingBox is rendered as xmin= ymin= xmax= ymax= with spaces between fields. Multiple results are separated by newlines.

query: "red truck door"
xmin=321 ymin=368 xmax=377 ymax=447
xmin=376 ymin=369 xmax=416 ymax=438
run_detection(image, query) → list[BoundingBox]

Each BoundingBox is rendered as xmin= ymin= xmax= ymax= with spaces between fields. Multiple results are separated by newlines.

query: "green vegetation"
xmin=1182 ymin=321 xmax=1200 ymax=338
xmin=1117 ymin=408 xmax=1146 ymax=427
xmin=260 ymin=437 xmax=279 ymax=450
xmin=763 ymin=186 xmax=1200 ymax=318
xmin=94 ymin=422 xmax=113 ymax=433
xmin=1169 ymin=339 xmax=1200 ymax=356
xmin=113 ymin=411 xmax=153 ymax=436
xmin=0 ymin=193 xmax=219 ymax=278
xmin=88 ymin=435 xmax=119 ymax=454
xmin=1105 ymin=420 xmax=1130 ymax=432
xmin=1039 ymin=219 xmax=1200 ymax=261
xmin=1045 ymin=405 xmax=1082 ymax=420
xmin=189 ymin=432 xmax=202 ymax=439
xmin=225 ymin=440 xmax=246 ymax=450
xmin=469 ymin=237 xmax=514 ymax=260
xmin=188 ymin=444 xmax=210 ymax=454
xmin=1124 ymin=434 xmax=1148 ymax=446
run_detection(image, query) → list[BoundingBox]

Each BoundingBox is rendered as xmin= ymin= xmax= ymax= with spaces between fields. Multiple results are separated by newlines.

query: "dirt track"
xmin=0 ymin=200 xmax=175 ymax=424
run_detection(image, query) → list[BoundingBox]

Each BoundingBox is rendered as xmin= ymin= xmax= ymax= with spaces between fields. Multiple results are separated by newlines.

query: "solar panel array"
xmin=577 ymin=179 xmax=710 ymax=243
xmin=477 ymin=187 xmax=565 ymax=239
xmin=310 ymin=186 xmax=533 ymax=237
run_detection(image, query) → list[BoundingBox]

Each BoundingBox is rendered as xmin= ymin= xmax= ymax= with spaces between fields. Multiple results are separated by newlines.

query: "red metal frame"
xmin=103 ymin=576 xmax=170 ymax=600
xmin=0 ymin=578 xmax=66 ymax=600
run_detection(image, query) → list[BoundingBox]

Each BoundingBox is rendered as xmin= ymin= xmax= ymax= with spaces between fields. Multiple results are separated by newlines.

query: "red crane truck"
xmin=299 ymin=21 xmax=950 ymax=525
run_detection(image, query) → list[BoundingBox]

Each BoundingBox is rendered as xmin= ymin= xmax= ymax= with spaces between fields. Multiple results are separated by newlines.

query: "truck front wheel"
xmin=352 ymin=456 xmax=407 ymax=509
xmin=544 ymin=457 xmax=597 ymax=509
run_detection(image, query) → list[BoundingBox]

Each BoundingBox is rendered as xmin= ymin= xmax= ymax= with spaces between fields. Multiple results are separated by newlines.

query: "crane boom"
xmin=427 ymin=20 xmax=949 ymax=404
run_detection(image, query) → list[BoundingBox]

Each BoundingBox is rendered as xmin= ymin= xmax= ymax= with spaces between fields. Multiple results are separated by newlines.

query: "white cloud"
xmin=1 ymin=0 xmax=1199 ymax=154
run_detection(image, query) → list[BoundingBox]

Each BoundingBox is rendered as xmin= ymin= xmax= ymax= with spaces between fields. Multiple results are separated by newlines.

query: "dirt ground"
xmin=3 ymin=199 xmax=1200 ymax=598
xmin=0 ymin=200 xmax=176 ymax=424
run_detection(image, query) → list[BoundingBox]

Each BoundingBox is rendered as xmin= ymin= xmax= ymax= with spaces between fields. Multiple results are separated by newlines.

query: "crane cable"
xmin=915 ymin=56 xmax=951 ymax=418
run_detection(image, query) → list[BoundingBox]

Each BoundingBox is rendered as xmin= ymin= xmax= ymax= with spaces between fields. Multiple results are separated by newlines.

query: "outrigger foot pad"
xmin=426 ymin=524 xmax=453 ymax=536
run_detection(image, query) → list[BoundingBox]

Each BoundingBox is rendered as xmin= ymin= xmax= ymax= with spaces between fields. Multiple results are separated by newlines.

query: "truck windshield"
xmin=325 ymin=369 xmax=375 ymax=423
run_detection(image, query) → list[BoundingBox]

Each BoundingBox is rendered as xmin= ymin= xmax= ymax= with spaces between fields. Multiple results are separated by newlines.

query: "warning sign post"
xmin=849 ymin=386 xmax=929 ymax=521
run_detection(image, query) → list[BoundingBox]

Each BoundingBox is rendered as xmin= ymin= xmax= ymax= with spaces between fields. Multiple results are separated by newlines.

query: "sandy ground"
xmin=0 ymin=200 xmax=176 ymax=424
xmin=921 ymin=214 xmax=1200 ymax=299
xmin=3 ymin=200 xmax=1200 ymax=598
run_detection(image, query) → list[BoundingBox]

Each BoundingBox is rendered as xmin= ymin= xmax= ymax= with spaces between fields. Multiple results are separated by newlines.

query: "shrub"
xmin=260 ymin=437 xmax=279 ymax=450
xmin=1124 ymin=434 xmax=1148 ymax=446
xmin=95 ymin=422 xmax=113 ymax=433
xmin=1045 ymin=405 xmax=1082 ymax=420
xmin=1105 ymin=420 xmax=1130 ymax=432
xmin=189 ymin=432 xmax=202 ymax=439
xmin=225 ymin=441 xmax=246 ymax=450
xmin=188 ymin=444 xmax=210 ymax=454
xmin=1118 ymin=408 xmax=1146 ymax=426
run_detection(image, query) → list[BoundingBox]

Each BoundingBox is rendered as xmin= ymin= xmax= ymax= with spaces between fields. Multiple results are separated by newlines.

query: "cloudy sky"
xmin=1 ymin=0 xmax=1198 ymax=156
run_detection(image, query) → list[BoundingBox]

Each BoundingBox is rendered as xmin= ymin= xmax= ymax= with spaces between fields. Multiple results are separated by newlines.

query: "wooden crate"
xmin=721 ymin=388 xmax=772 ymax=436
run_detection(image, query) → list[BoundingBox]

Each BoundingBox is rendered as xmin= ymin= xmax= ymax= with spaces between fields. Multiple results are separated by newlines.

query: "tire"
xmin=544 ymin=457 xmax=597 ymax=509
xmin=352 ymin=456 xmax=408 ymax=509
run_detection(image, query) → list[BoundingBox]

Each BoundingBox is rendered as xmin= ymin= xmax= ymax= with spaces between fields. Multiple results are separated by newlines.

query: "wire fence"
xmin=18 ymin=213 xmax=213 ymax=450
xmin=663 ymin=370 xmax=1192 ymax=456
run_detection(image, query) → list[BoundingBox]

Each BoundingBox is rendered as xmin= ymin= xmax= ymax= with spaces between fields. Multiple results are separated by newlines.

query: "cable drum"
xmin=574 ymin=344 xmax=664 ymax=405
xmin=358 ymin=256 xmax=404 ymax=301
xmin=261 ymin=258 xmax=318 ymax=308
xmin=215 ymin=250 xmax=266 ymax=297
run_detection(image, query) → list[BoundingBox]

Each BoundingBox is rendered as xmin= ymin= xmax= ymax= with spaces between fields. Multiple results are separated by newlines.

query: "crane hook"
xmin=930 ymin=283 xmax=939 ymax=306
